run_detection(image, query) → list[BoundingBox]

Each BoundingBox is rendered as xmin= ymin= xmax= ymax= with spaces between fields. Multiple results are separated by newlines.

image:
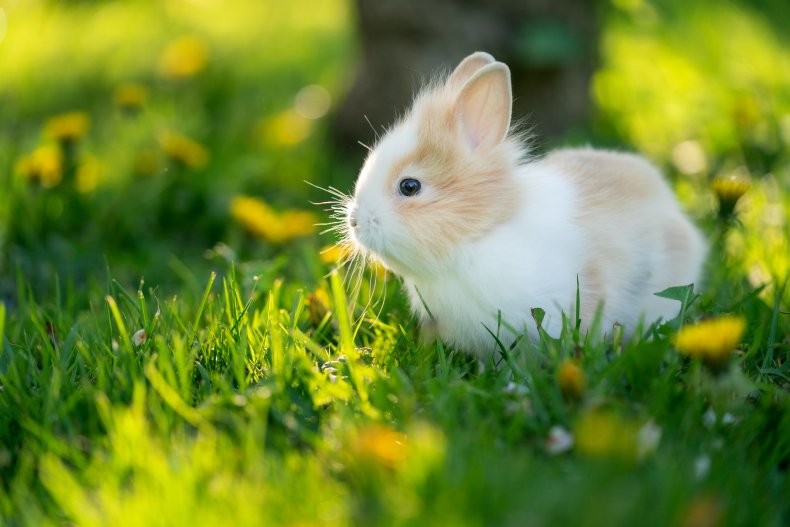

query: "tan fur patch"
xmin=388 ymin=87 xmax=523 ymax=260
xmin=580 ymin=262 xmax=605 ymax=325
xmin=543 ymin=148 xmax=667 ymax=213
xmin=543 ymin=148 xmax=677 ymax=329
xmin=664 ymin=216 xmax=691 ymax=258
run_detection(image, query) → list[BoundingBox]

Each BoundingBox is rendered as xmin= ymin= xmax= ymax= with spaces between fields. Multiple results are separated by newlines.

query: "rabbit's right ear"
xmin=454 ymin=62 xmax=512 ymax=152
xmin=447 ymin=52 xmax=495 ymax=90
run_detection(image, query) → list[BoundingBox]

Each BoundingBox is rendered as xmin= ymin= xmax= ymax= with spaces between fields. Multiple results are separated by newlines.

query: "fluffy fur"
xmin=344 ymin=52 xmax=707 ymax=358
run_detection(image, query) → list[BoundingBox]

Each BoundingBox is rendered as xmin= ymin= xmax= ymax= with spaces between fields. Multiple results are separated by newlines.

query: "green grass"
xmin=1 ymin=0 xmax=790 ymax=525
xmin=2 ymin=248 xmax=789 ymax=526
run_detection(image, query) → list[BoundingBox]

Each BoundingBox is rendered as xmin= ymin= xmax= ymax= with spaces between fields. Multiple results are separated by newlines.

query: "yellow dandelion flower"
xmin=370 ymin=261 xmax=388 ymax=280
xmin=16 ymin=145 xmax=63 ymax=188
xmin=76 ymin=155 xmax=102 ymax=193
xmin=159 ymin=131 xmax=209 ymax=169
xmin=14 ymin=155 xmax=37 ymax=180
xmin=33 ymin=145 xmax=63 ymax=188
xmin=353 ymin=424 xmax=408 ymax=469
xmin=231 ymin=195 xmax=278 ymax=236
xmin=44 ymin=112 xmax=90 ymax=143
xmin=114 ymin=83 xmax=148 ymax=111
xmin=260 ymin=109 xmax=312 ymax=147
xmin=575 ymin=409 xmax=639 ymax=461
xmin=305 ymin=288 xmax=330 ymax=326
xmin=230 ymin=195 xmax=317 ymax=243
xmin=557 ymin=359 xmax=586 ymax=399
xmin=280 ymin=209 xmax=318 ymax=238
xmin=674 ymin=316 xmax=746 ymax=369
xmin=158 ymin=36 xmax=208 ymax=80
xmin=711 ymin=174 xmax=750 ymax=217
xmin=319 ymin=244 xmax=351 ymax=265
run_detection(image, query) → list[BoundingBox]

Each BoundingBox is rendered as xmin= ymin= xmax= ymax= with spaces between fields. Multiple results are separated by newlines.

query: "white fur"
xmin=403 ymin=163 xmax=583 ymax=353
xmin=346 ymin=53 xmax=707 ymax=358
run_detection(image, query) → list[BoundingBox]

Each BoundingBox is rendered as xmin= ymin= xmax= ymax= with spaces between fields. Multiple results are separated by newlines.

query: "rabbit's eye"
xmin=399 ymin=178 xmax=421 ymax=197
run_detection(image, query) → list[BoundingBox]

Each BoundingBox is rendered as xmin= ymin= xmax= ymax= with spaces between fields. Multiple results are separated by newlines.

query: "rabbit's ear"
xmin=447 ymin=51 xmax=495 ymax=90
xmin=454 ymin=62 xmax=512 ymax=151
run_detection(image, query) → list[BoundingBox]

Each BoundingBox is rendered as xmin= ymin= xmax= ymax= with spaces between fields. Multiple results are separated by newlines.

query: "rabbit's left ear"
xmin=447 ymin=51 xmax=495 ymax=90
xmin=454 ymin=62 xmax=512 ymax=151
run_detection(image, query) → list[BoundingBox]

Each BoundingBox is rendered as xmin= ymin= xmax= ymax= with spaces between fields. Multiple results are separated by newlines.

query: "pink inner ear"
xmin=463 ymin=88 xmax=498 ymax=150
xmin=455 ymin=64 xmax=512 ymax=152
xmin=459 ymin=110 xmax=485 ymax=151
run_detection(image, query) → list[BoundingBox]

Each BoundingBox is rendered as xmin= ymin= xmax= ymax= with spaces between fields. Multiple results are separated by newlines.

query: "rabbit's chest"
xmin=403 ymin=264 xmax=558 ymax=354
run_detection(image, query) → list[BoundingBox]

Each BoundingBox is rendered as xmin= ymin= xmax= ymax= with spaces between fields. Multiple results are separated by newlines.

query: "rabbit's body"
xmin=402 ymin=148 xmax=706 ymax=355
xmin=345 ymin=52 xmax=706 ymax=357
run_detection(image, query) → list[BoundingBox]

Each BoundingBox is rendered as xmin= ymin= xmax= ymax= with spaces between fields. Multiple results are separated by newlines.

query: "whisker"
xmin=363 ymin=115 xmax=380 ymax=141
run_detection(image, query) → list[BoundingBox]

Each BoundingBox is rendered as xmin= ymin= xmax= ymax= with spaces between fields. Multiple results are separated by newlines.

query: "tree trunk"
xmin=332 ymin=0 xmax=597 ymax=156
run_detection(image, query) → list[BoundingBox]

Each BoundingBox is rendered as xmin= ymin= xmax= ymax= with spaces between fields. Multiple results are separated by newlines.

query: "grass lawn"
xmin=1 ymin=0 xmax=789 ymax=525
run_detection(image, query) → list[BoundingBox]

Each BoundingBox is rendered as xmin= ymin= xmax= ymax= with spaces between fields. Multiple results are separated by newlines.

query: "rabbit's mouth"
xmin=348 ymin=212 xmax=380 ymax=255
xmin=348 ymin=218 xmax=411 ymax=275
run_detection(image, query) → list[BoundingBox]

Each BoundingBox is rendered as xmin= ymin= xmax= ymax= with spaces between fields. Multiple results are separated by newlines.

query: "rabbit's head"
xmin=347 ymin=52 xmax=526 ymax=277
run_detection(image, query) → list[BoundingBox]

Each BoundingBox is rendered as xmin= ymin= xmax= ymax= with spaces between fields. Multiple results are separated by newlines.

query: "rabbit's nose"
xmin=349 ymin=205 xmax=359 ymax=228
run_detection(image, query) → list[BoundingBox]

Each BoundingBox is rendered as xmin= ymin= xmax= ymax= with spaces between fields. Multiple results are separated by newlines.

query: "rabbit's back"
xmin=540 ymin=148 xmax=707 ymax=330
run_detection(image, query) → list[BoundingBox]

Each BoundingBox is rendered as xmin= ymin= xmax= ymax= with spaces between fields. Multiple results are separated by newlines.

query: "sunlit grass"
xmin=0 ymin=0 xmax=789 ymax=525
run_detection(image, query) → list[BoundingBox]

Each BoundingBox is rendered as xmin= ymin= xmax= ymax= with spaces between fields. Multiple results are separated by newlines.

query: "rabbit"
xmin=343 ymin=51 xmax=707 ymax=358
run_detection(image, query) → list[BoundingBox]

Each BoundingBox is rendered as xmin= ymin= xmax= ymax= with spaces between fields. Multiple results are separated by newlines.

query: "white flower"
xmin=703 ymin=408 xmax=717 ymax=428
xmin=131 ymin=329 xmax=147 ymax=347
xmin=694 ymin=454 xmax=711 ymax=479
xmin=545 ymin=426 xmax=574 ymax=455
xmin=503 ymin=381 xmax=528 ymax=396
xmin=637 ymin=420 xmax=662 ymax=459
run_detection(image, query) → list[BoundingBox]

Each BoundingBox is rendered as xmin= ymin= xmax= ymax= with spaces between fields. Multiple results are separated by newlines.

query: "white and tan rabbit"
xmin=344 ymin=51 xmax=707 ymax=357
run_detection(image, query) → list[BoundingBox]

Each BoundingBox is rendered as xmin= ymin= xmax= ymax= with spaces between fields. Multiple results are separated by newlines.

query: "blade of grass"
xmin=145 ymin=361 xmax=210 ymax=431
xmin=330 ymin=270 xmax=354 ymax=356
xmin=105 ymin=296 xmax=135 ymax=358
xmin=192 ymin=272 xmax=216 ymax=340
xmin=0 ymin=302 xmax=5 ymax=351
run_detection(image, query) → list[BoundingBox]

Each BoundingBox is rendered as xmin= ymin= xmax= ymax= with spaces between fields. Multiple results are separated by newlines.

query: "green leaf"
xmin=654 ymin=283 xmax=696 ymax=303
xmin=655 ymin=283 xmax=698 ymax=328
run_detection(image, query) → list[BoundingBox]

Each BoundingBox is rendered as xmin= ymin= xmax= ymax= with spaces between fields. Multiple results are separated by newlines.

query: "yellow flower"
xmin=158 ymin=36 xmax=208 ymax=80
xmin=674 ymin=316 xmax=746 ymax=369
xmin=16 ymin=145 xmax=63 ymax=188
xmin=230 ymin=195 xmax=317 ymax=243
xmin=44 ymin=112 xmax=90 ymax=143
xmin=280 ymin=210 xmax=318 ymax=239
xmin=305 ymin=288 xmax=330 ymax=326
xmin=259 ymin=109 xmax=312 ymax=147
xmin=319 ymin=244 xmax=351 ymax=265
xmin=711 ymin=174 xmax=750 ymax=217
xmin=76 ymin=155 xmax=102 ymax=193
xmin=159 ymin=131 xmax=209 ymax=168
xmin=557 ymin=359 xmax=586 ymax=399
xmin=114 ymin=83 xmax=148 ymax=111
xmin=368 ymin=261 xmax=388 ymax=280
xmin=352 ymin=424 xmax=408 ymax=469
xmin=575 ymin=409 xmax=639 ymax=461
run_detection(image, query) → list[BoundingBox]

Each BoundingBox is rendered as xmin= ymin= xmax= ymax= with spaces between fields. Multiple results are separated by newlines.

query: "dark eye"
xmin=398 ymin=178 xmax=421 ymax=197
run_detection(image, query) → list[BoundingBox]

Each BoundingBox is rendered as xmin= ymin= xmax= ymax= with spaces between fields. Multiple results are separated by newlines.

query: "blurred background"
xmin=1 ymin=0 xmax=788 ymax=306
